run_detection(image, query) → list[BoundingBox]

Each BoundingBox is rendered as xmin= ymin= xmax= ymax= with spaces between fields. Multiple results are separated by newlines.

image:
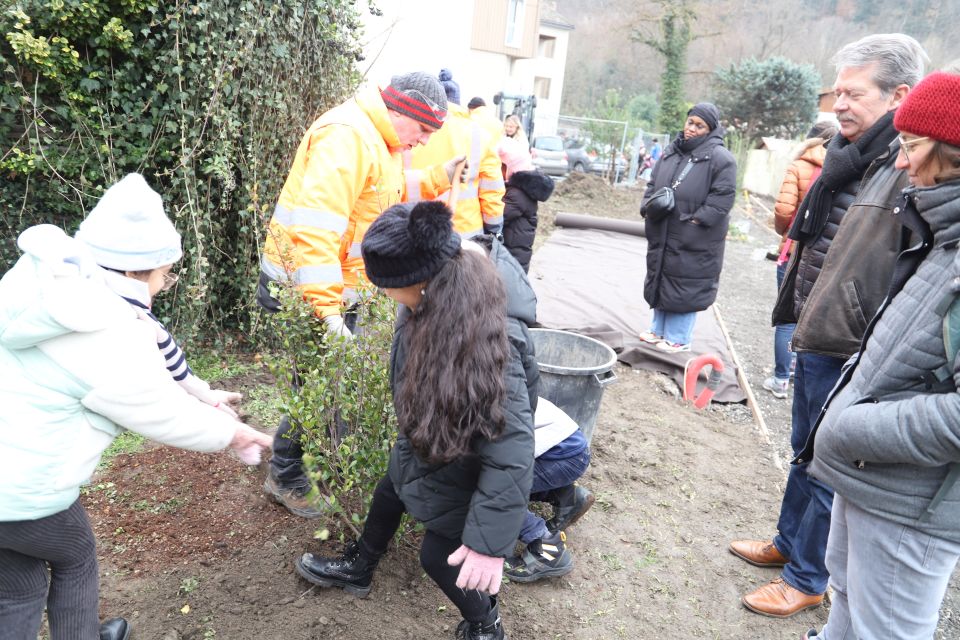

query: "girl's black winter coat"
xmin=387 ymin=239 xmax=538 ymax=558
xmin=640 ymin=129 xmax=737 ymax=313
xmin=502 ymin=170 xmax=554 ymax=272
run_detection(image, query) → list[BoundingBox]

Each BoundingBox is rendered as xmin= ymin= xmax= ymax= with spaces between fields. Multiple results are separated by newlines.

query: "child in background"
xmin=498 ymin=137 xmax=554 ymax=272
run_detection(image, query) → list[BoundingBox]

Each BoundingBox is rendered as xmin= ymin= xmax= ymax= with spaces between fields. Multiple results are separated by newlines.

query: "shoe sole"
xmin=505 ymin=558 xmax=575 ymax=583
xmin=728 ymin=545 xmax=787 ymax=568
xmin=294 ymin=556 xmax=372 ymax=597
xmin=763 ymin=387 xmax=788 ymax=399
xmin=741 ymin=596 xmax=822 ymax=618
xmin=263 ymin=480 xmax=325 ymax=519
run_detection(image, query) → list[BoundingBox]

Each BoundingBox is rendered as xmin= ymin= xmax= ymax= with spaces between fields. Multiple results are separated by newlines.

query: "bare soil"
xmin=86 ymin=176 xmax=957 ymax=639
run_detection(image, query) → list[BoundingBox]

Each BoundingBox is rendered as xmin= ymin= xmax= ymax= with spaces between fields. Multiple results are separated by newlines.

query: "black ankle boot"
xmin=99 ymin=617 xmax=131 ymax=640
xmin=547 ymin=484 xmax=595 ymax=533
xmin=454 ymin=597 xmax=506 ymax=640
xmin=295 ymin=540 xmax=381 ymax=597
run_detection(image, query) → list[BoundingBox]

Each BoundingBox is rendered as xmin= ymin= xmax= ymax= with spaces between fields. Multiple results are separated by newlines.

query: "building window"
xmin=505 ymin=0 xmax=526 ymax=48
xmin=539 ymin=35 xmax=556 ymax=58
xmin=534 ymin=76 xmax=551 ymax=100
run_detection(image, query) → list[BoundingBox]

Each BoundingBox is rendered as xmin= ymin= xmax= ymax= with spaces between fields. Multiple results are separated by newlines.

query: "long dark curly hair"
xmin=394 ymin=249 xmax=509 ymax=464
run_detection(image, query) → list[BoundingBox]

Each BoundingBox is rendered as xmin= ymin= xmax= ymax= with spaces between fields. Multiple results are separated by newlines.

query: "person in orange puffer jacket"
xmin=764 ymin=121 xmax=838 ymax=399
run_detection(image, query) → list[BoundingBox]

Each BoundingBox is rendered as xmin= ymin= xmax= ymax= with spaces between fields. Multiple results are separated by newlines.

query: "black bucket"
xmin=530 ymin=328 xmax=618 ymax=444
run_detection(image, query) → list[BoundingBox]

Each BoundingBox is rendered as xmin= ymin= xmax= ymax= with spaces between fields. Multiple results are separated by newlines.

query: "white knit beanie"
xmin=75 ymin=173 xmax=183 ymax=271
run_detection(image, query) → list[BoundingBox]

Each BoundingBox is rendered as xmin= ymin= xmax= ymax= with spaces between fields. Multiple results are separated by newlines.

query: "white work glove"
xmin=229 ymin=423 xmax=272 ymax=465
xmin=447 ymin=544 xmax=504 ymax=595
xmin=323 ymin=314 xmax=353 ymax=340
xmin=444 ymin=155 xmax=468 ymax=184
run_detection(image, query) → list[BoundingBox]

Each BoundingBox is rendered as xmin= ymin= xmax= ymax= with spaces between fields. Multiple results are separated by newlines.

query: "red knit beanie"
xmin=894 ymin=72 xmax=960 ymax=146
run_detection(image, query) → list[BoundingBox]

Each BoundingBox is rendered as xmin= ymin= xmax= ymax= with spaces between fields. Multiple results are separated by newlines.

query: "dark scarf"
xmin=671 ymin=129 xmax=714 ymax=155
xmin=789 ymin=111 xmax=897 ymax=244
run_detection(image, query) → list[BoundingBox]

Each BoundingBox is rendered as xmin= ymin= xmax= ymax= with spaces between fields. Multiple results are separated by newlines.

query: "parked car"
xmin=588 ymin=149 xmax=628 ymax=182
xmin=563 ymin=139 xmax=591 ymax=173
xmin=530 ymin=136 xmax=568 ymax=177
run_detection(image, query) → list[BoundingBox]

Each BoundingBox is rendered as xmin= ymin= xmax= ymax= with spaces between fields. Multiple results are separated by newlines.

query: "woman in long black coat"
xmin=639 ymin=103 xmax=737 ymax=352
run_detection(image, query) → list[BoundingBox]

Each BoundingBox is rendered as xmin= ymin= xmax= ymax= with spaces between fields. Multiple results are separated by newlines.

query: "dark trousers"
xmin=773 ymin=352 xmax=844 ymax=595
xmin=361 ymin=476 xmax=493 ymax=623
xmin=270 ymin=310 xmax=358 ymax=488
xmin=0 ymin=500 xmax=100 ymax=640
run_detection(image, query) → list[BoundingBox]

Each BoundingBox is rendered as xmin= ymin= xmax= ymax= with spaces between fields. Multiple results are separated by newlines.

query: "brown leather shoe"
xmin=742 ymin=578 xmax=824 ymax=618
xmin=729 ymin=539 xmax=789 ymax=567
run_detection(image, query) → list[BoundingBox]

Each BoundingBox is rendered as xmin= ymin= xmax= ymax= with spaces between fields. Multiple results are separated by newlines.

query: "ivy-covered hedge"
xmin=1 ymin=0 xmax=367 ymax=343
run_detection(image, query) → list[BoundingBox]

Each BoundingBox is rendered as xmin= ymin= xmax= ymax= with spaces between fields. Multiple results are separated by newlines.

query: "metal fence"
xmin=557 ymin=115 xmax=669 ymax=183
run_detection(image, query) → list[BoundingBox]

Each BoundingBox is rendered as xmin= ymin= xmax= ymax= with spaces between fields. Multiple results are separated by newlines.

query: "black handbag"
xmin=641 ymin=159 xmax=694 ymax=221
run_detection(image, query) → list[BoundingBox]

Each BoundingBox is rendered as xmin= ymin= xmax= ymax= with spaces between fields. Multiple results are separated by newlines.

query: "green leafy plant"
xmin=1 ymin=1 xmax=364 ymax=345
xmin=266 ymin=281 xmax=398 ymax=537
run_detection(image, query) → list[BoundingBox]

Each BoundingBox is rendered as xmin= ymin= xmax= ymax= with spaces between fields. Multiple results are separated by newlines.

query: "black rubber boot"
xmin=547 ymin=484 xmax=595 ymax=533
xmin=295 ymin=540 xmax=381 ymax=597
xmin=454 ymin=597 xmax=506 ymax=640
xmin=504 ymin=530 xmax=574 ymax=583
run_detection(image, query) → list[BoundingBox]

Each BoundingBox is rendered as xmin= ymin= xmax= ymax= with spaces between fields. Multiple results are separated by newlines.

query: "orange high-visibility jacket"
xmin=260 ymin=88 xmax=450 ymax=318
xmin=470 ymin=105 xmax=505 ymax=146
xmin=408 ymin=104 xmax=504 ymax=238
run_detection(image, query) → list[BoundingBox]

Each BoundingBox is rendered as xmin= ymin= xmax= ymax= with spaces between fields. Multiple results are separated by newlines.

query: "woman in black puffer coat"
xmin=640 ymin=102 xmax=737 ymax=353
xmin=498 ymin=137 xmax=554 ymax=272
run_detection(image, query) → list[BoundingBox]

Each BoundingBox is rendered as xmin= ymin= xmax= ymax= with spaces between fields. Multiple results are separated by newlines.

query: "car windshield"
xmin=534 ymin=137 xmax=563 ymax=152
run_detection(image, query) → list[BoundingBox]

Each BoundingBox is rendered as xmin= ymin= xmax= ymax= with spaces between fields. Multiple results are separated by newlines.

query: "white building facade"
xmin=358 ymin=0 xmax=573 ymax=136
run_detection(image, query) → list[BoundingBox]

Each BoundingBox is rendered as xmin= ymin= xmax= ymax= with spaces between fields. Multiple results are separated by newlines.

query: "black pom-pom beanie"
xmin=361 ymin=201 xmax=462 ymax=288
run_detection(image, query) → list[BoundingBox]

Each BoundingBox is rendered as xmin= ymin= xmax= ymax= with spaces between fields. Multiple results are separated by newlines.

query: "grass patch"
xmin=97 ymin=431 xmax=146 ymax=470
xmin=245 ymin=384 xmax=284 ymax=428
xmin=189 ymin=350 xmax=259 ymax=382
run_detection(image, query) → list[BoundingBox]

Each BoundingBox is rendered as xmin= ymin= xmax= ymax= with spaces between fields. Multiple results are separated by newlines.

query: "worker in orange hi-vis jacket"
xmin=408 ymin=86 xmax=505 ymax=240
xmin=257 ymin=71 xmax=463 ymax=517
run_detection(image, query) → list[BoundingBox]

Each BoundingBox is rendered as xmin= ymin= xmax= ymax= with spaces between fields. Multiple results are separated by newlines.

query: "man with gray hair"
xmin=730 ymin=33 xmax=928 ymax=618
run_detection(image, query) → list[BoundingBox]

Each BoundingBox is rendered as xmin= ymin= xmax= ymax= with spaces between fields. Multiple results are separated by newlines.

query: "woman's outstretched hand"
xmin=229 ymin=423 xmax=272 ymax=465
xmin=447 ymin=544 xmax=503 ymax=595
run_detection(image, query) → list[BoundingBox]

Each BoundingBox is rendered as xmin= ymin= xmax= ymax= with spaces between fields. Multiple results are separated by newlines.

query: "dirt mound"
xmin=553 ymin=171 xmax=612 ymax=199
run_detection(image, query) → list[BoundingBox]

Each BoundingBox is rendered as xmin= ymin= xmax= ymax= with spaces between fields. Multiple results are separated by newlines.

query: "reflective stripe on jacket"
xmin=408 ymin=104 xmax=505 ymax=237
xmin=260 ymin=88 xmax=449 ymax=318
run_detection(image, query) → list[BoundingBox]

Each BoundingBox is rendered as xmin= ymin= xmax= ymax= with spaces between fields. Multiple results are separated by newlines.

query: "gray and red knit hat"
xmin=894 ymin=72 xmax=960 ymax=147
xmin=380 ymin=72 xmax=448 ymax=130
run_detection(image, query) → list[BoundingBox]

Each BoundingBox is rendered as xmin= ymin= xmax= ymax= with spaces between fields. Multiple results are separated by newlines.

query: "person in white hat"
xmin=0 ymin=173 xmax=271 ymax=640
xmin=75 ymin=173 xmax=243 ymax=415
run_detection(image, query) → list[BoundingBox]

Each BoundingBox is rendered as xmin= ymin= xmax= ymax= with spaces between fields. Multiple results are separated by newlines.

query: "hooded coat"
xmin=640 ymin=128 xmax=737 ymax=313
xmin=502 ymin=169 xmax=555 ymax=271
xmin=0 ymin=226 xmax=237 ymax=521
xmin=387 ymin=239 xmax=537 ymax=558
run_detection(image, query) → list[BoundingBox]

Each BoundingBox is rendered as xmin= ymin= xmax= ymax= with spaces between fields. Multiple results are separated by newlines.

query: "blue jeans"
xmin=650 ymin=309 xmax=697 ymax=345
xmin=819 ymin=494 xmax=960 ymax=639
xmin=774 ymin=263 xmax=796 ymax=380
xmin=519 ymin=450 xmax=591 ymax=543
xmin=773 ymin=352 xmax=844 ymax=595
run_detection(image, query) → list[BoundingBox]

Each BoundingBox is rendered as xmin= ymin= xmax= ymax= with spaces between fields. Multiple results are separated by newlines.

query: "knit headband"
xmin=381 ymin=85 xmax=447 ymax=130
